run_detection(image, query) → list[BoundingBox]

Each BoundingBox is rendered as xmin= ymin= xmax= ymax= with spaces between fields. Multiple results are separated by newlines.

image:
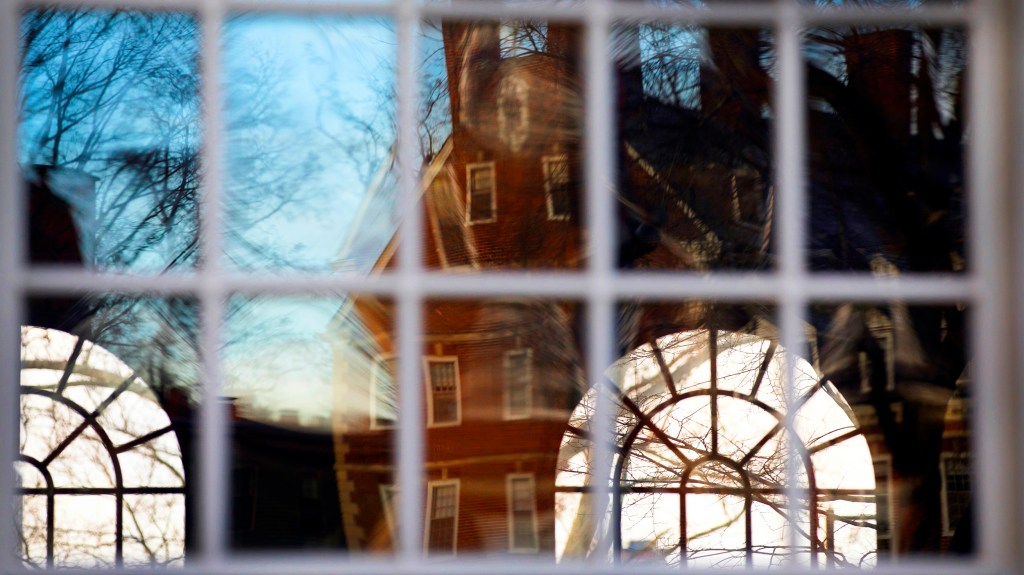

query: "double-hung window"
xmin=504 ymin=349 xmax=532 ymax=419
xmin=424 ymin=357 xmax=460 ymax=426
xmin=425 ymin=480 xmax=459 ymax=556
xmin=506 ymin=473 xmax=538 ymax=553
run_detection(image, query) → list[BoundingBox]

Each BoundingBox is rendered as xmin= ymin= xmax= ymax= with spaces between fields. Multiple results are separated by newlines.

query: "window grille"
xmin=0 ymin=0 xmax=1021 ymax=574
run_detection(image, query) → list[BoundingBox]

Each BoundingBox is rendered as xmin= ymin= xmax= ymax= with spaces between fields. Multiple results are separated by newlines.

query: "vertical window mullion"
xmin=0 ymin=0 xmax=23 ymax=570
xmin=395 ymin=0 xmax=425 ymax=561
xmin=198 ymin=0 xmax=229 ymax=562
xmin=583 ymin=0 xmax=615 ymax=561
xmin=773 ymin=0 xmax=809 ymax=562
xmin=966 ymin=0 xmax=1015 ymax=567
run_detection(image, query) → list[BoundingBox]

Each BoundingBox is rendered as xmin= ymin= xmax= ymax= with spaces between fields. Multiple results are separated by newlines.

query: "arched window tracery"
xmin=17 ymin=326 xmax=186 ymax=568
xmin=556 ymin=329 xmax=878 ymax=569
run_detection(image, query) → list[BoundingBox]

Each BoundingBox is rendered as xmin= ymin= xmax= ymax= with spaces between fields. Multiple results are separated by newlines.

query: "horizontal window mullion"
xmin=9 ymin=556 xmax=1001 ymax=575
xmin=14 ymin=269 xmax=980 ymax=301
xmin=14 ymin=0 xmax=969 ymax=27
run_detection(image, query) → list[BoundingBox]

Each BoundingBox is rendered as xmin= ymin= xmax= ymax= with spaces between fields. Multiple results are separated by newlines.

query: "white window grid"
xmin=0 ymin=1 xmax=1019 ymax=575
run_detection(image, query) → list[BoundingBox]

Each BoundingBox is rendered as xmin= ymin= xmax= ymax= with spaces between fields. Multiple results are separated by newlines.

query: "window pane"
xmin=613 ymin=24 xmax=775 ymax=271
xmin=808 ymin=302 xmax=974 ymax=561
xmin=18 ymin=297 xmax=197 ymax=568
xmin=420 ymin=20 xmax=585 ymax=271
xmin=404 ymin=299 xmax=586 ymax=556
xmin=804 ymin=26 xmax=967 ymax=274
xmin=223 ymin=16 xmax=396 ymax=274
xmin=20 ymin=10 xmax=201 ymax=273
xmin=224 ymin=295 xmax=396 ymax=553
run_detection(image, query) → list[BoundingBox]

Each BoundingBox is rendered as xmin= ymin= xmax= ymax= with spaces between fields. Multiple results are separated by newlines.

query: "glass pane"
xmin=17 ymin=297 xmax=197 ymax=568
xmin=588 ymin=302 xmax=829 ymax=566
xmin=419 ymin=20 xmax=585 ymax=271
xmin=20 ymin=10 xmax=201 ymax=273
xmin=807 ymin=303 xmax=973 ymax=561
xmin=614 ymin=25 xmax=774 ymax=271
xmin=223 ymin=16 xmax=397 ymax=273
xmin=401 ymin=299 xmax=586 ymax=556
xmin=224 ymin=295 xmax=395 ymax=553
xmin=805 ymin=26 xmax=967 ymax=274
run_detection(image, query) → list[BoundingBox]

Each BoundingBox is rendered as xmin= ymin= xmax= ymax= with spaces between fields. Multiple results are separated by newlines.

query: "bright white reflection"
xmin=18 ymin=326 xmax=186 ymax=568
xmin=556 ymin=330 xmax=877 ymax=568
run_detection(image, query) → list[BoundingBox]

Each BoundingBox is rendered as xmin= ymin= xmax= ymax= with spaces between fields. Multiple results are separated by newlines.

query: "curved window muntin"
xmin=556 ymin=329 xmax=877 ymax=568
xmin=17 ymin=326 xmax=186 ymax=568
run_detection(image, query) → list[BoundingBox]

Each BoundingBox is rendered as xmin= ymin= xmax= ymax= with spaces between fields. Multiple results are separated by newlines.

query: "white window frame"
xmin=424 ymin=479 xmax=460 ymax=557
xmin=505 ymin=473 xmax=539 ymax=553
xmin=423 ymin=355 xmax=462 ymax=427
xmin=503 ymin=348 xmax=533 ymax=420
xmin=465 ymin=161 xmax=497 ymax=224
xmin=0 ymin=0 xmax=1019 ymax=574
xmin=370 ymin=354 xmax=396 ymax=430
xmin=541 ymin=154 xmax=571 ymax=221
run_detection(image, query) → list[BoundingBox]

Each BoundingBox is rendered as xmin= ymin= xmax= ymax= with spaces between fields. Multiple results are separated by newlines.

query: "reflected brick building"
xmin=331 ymin=21 xmax=971 ymax=562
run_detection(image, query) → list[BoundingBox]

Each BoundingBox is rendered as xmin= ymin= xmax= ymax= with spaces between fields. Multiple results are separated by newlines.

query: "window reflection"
xmin=15 ymin=7 xmax=974 ymax=568
xmin=558 ymin=327 xmax=878 ymax=567
xmin=20 ymin=10 xmax=201 ymax=272
xmin=18 ymin=325 xmax=190 ymax=568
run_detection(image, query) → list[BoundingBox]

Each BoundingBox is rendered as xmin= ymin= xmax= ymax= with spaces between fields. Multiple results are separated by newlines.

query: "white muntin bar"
xmin=394 ymin=0 xmax=425 ymax=561
xmin=966 ymin=0 xmax=1015 ymax=568
xmin=198 ymin=0 xmax=230 ymax=564
xmin=773 ymin=0 xmax=809 ymax=562
xmin=0 ymin=0 xmax=23 ymax=570
xmin=15 ymin=268 xmax=978 ymax=302
xmin=1015 ymin=0 xmax=1024 ymax=567
xmin=583 ymin=0 xmax=616 ymax=561
xmin=18 ymin=0 xmax=970 ymax=26
xmin=0 ymin=553 xmax=990 ymax=575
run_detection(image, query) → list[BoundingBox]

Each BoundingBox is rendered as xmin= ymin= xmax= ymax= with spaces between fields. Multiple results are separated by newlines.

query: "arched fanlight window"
xmin=556 ymin=329 xmax=877 ymax=568
xmin=17 ymin=326 xmax=186 ymax=568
